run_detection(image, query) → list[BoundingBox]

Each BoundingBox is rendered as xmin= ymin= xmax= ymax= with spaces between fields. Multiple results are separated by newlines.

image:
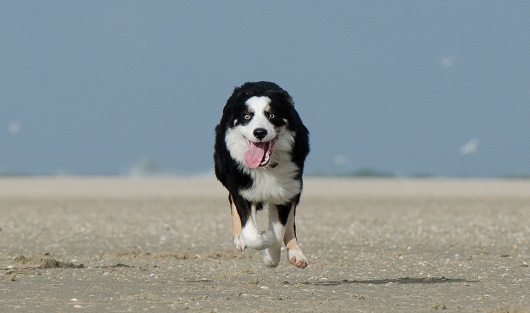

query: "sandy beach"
xmin=0 ymin=177 xmax=529 ymax=312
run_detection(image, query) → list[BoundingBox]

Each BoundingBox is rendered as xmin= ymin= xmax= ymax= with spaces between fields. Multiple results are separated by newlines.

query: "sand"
xmin=0 ymin=177 xmax=529 ymax=312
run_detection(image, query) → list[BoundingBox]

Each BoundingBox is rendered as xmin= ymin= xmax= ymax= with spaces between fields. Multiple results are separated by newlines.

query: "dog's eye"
xmin=244 ymin=114 xmax=251 ymax=120
xmin=268 ymin=113 xmax=275 ymax=119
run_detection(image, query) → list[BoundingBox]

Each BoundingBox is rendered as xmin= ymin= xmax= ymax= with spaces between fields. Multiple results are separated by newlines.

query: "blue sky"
xmin=1 ymin=1 xmax=529 ymax=177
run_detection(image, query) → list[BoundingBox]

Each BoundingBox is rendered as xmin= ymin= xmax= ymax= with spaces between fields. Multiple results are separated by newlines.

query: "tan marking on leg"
xmin=285 ymin=237 xmax=301 ymax=250
xmin=229 ymin=194 xmax=242 ymax=240
xmin=283 ymin=203 xmax=297 ymax=247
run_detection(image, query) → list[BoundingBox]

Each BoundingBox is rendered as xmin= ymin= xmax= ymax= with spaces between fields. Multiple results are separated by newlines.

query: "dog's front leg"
xmin=231 ymin=195 xmax=273 ymax=251
xmin=242 ymin=203 xmax=273 ymax=250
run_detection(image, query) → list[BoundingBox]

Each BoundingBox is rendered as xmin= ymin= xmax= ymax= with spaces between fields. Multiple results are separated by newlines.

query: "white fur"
xmin=225 ymin=127 xmax=251 ymax=166
xmin=241 ymin=223 xmax=272 ymax=250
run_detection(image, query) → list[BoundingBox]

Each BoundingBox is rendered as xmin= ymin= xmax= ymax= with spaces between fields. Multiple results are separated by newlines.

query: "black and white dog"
xmin=214 ymin=81 xmax=310 ymax=268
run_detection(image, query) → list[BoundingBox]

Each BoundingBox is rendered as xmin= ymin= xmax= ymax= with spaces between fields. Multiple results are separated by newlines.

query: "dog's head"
xmin=221 ymin=81 xmax=297 ymax=169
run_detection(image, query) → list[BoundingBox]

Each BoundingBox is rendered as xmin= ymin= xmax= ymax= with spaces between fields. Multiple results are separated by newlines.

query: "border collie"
xmin=214 ymin=81 xmax=310 ymax=268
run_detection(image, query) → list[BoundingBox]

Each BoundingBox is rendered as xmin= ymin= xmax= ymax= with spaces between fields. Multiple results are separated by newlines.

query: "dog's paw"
xmin=243 ymin=230 xmax=273 ymax=250
xmin=263 ymin=245 xmax=281 ymax=268
xmin=233 ymin=235 xmax=246 ymax=252
xmin=287 ymin=248 xmax=308 ymax=268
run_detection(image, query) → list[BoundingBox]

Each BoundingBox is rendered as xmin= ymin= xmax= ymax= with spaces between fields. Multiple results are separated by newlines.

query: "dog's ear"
xmin=226 ymin=87 xmax=254 ymax=106
xmin=222 ymin=88 xmax=252 ymax=124
xmin=236 ymin=89 xmax=254 ymax=98
xmin=265 ymin=89 xmax=294 ymax=106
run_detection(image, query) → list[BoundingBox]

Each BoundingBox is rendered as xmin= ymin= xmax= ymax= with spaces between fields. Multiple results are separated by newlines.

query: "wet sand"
xmin=1 ymin=177 xmax=529 ymax=312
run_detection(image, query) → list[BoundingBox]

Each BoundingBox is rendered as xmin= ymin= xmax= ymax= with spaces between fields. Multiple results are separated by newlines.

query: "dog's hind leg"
xmin=229 ymin=194 xmax=245 ymax=251
xmin=263 ymin=204 xmax=285 ymax=267
xmin=283 ymin=203 xmax=308 ymax=268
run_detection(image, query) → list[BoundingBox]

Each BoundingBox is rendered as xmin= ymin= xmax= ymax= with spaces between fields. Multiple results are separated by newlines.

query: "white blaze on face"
xmin=225 ymin=95 xmax=288 ymax=169
xmin=236 ymin=96 xmax=279 ymax=168
xmin=241 ymin=96 xmax=277 ymax=143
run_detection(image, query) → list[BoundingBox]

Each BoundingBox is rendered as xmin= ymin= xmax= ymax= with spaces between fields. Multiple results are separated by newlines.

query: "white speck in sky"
xmin=333 ymin=154 xmax=352 ymax=166
xmin=459 ymin=138 xmax=479 ymax=156
xmin=8 ymin=121 xmax=22 ymax=135
xmin=439 ymin=54 xmax=456 ymax=68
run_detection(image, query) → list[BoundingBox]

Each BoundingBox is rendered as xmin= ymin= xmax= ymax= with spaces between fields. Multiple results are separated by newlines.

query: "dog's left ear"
xmin=223 ymin=88 xmax=252 ymax=115
xmin=236 ymin=89 xmax=254 ymax=99
xmin=265 ymin=89 xmax=294 ymax=106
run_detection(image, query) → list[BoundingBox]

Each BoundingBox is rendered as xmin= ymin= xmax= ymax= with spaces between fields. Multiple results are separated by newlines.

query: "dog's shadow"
xmin=302 ymin=276 xmax=477 ymax=286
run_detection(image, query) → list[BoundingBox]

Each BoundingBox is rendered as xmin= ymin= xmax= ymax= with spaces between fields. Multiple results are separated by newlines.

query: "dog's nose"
xmin=253 ymin=128 xmax=267 ymax=140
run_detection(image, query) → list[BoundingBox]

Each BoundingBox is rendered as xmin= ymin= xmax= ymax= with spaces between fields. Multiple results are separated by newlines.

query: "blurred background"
xmin=1 ymin=1 xmax=529 ymax=178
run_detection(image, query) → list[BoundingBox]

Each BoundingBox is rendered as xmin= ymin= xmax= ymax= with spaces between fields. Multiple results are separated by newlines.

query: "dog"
xmin=214 ymin=81 xmax=310 ymax=268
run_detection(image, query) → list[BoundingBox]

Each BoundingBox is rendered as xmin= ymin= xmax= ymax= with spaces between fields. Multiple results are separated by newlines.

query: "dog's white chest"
xmin=240 ymin=161 xmax=301 ymax=204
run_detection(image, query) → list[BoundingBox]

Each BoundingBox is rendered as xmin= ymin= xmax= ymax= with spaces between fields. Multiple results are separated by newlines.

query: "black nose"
xmin=253 ymin=128 xmax=267 ymax=140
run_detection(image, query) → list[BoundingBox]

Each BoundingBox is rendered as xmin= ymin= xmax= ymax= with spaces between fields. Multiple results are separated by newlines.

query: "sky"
xmin=1 ymin=1 xmax=529 ymax=177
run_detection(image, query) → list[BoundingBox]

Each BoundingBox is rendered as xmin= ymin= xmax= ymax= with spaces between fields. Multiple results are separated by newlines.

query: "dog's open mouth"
xmin=244 ymin=138 xmax=276 ymax=168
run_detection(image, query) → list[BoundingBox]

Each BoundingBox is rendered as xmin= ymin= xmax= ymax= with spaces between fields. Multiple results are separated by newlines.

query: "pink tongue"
xmin=244 ymin=142 xmax=267 ymax=168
